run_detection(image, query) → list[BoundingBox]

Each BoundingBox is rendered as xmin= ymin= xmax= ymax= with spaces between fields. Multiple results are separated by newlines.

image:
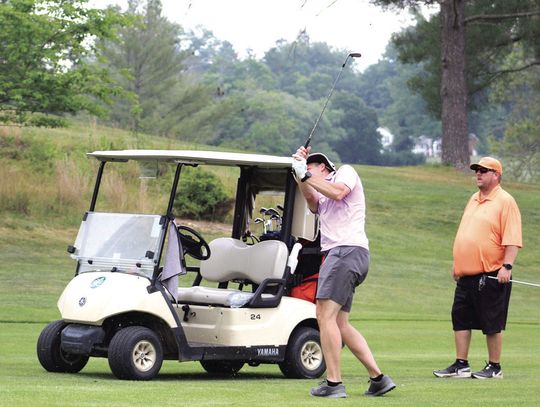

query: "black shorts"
xmin=451 ymin=271 xmax=512 ymax=335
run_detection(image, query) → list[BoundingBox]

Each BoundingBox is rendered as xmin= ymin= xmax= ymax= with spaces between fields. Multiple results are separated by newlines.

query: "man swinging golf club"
xmin=292 ymin=146 xmax=396 ymax=398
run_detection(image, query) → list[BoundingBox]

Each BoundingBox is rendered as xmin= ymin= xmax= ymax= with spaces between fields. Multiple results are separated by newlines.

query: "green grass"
xmin=1 ymin=123 xmax=540 ymax=405
xmin=2 ymin=320 xmax=539 ymax=406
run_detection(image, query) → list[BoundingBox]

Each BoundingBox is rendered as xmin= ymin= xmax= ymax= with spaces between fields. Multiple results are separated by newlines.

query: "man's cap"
xmin=470 ymin=156 xmax=503 ymax=174
xmin=306 ymin=152 xmax=336 ymax=172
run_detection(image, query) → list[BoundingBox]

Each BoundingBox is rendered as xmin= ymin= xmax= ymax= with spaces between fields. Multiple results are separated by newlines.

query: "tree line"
xmin=0 ymin=0 xmax=538 ymax=179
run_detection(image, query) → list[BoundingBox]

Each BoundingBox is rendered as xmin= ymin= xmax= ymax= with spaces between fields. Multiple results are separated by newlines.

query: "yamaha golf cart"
xmin=37 ymin=150 xmax=325 ymax=380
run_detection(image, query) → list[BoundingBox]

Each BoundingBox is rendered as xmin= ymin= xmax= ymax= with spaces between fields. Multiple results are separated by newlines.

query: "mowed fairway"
xmin=1 ymin=164 xmax=539 ymax=406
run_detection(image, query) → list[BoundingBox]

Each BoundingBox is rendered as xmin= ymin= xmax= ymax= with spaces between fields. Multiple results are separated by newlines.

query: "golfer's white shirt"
xmin=316 ymin=165 xmax=369 ymax=252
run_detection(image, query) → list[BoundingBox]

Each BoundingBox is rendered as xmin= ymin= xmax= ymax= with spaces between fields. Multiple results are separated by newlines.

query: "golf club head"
xmin=265 ymin=208 xmax=280 ymax=217
xmin=259 ymin=207 xmax=268 ymax=215
xmin=349 ymin=52 xmax=362 ymax=58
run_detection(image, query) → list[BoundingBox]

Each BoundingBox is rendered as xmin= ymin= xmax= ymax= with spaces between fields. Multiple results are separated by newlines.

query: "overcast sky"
xmin=91 ymin=0 xmax=429 ymax=71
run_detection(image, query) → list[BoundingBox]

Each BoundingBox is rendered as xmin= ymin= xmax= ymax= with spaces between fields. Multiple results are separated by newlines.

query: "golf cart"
xmin=37 ymin=149 xmax=325 ymax=380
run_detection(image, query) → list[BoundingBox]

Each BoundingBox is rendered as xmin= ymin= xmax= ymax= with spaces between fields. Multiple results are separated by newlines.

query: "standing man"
xmin=292 ymin=146 xmax=395 ymax=398
xmin=434 ymin=157 xmax=522 ymax=379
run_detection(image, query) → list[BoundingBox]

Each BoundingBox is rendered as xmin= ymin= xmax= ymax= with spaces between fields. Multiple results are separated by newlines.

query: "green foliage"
xmin=0 ymin=0 xmax=127 ymax=124
xmin=384 ymin=1 xmax=540 ymax=116
xmin=490 ymin=120 xmax=539 ymax=182
xmin=173 ymin=168 xmax=233 ymax=222
xmin=488 ymin=64 xmax=539 ymax=182
xmin=27 ymin=114 xmax=68 ymax=128
xmin=379 ymin=150 xmax=426 ymax=166
xmin=98 ymin=0 xmax=208 ymax=134
xmin=332 ymin=92 xmax=382 ymax=164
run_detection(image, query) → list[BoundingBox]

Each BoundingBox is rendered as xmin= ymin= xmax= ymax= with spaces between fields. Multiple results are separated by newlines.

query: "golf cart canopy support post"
xmin=280 ymin=170 xmax=297 ymax=248
xmin=89 ymin=161 xmax=106 ymax=212
xmin=153 ymin=162 xmax=182 ymax=283
xmin=232 ymin=167 xmax=253 ymax=240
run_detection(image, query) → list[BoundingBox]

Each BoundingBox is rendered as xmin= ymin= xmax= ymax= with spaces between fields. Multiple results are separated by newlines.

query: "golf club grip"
xmin=304 ymin=137 xmax=311 ymax=148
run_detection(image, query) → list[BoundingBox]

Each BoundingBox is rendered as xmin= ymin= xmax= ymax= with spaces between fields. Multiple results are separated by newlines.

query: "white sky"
xmin=91 ymin=0 xmax=427 ymax=71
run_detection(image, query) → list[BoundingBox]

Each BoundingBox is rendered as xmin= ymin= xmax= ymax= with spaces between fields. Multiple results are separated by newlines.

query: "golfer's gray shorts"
xmin=316 ymin=246 xmax=369 ymax=312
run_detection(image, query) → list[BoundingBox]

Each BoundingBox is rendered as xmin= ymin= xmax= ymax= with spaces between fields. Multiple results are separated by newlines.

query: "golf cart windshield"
xmin=70 ymin=212 xmax=165 ymax=278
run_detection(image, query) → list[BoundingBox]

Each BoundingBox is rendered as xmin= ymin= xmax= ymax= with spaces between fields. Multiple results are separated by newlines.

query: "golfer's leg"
xmin=486 ymin=332 xmax=502 ymax=363
xmin=316 ymin=299 xmax=343 ymax=382
xmin=454 ymin=330 xmax=472 ymax=360
xmin=337 ymin=311 xmax=381 ymax=378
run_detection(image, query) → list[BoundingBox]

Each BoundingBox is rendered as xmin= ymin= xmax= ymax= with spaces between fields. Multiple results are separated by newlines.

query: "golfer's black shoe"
xmin=472 ymin=362 xmax=503 ymax=379
xmin=310 ymin=380 xmax=347 ymax=398
xmin=433 ymin=361 xmax=471 ymax=378
xmin=364 ymin=375 xmax=396 ymax=397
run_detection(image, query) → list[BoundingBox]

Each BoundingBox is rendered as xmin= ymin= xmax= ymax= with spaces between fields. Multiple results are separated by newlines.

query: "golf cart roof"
xmin=88 ymin=150 xmax=292 ymax=169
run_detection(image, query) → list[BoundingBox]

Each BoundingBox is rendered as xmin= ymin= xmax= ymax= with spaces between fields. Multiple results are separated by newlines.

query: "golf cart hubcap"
xmin=301 ymin=340 xmax=322 ymax=371
xmin=132 ymin=340 xmax=156 ymax=372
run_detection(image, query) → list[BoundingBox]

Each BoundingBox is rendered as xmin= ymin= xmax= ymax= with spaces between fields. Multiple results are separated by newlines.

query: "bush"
xmin=27 ymin=114 xmax=68 ymax=128
xmin=378 ymin=151 xmax=426 ymax=166
xmin=173 ymin=169 xmax=233 ymax=222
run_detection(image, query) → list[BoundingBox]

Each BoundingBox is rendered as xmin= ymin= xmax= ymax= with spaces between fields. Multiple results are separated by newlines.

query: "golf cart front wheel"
xmin=279 ymin=326 xmax=325 ymax=379
xmin=108 ymin=326 xmax=163 ymax=380
xmin=200 ymin=360 xmax=244 ymax=376
xmin=37 ymin=320 xmax=89 ymax=373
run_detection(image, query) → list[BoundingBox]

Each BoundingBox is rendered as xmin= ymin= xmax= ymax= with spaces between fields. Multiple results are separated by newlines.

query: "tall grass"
xmin=0 ymin=166 xmax=33 ymax=214
xmin=55 ymin=158 xmax=90 ymax=208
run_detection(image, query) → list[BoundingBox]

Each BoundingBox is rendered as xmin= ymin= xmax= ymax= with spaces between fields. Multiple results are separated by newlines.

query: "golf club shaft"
xmin=304 ymin=52 xmax=361 ymax=148
xmin=487 ymin=275 xmax=540 ymax=288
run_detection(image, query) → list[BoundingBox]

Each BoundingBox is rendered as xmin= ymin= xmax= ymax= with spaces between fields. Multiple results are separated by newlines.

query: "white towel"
xmin=161 ymin=222 xmax=186 ymax=298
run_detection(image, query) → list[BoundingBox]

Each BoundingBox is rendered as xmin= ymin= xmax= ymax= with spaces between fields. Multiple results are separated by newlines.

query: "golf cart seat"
xmin=177 ymin=238 xmax=289 ymax=308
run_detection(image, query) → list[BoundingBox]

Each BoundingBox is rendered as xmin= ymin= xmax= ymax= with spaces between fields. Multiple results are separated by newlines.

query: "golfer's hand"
xmin=292 ymin=157 xmax=307 ymax=179
xmin=294 ymin=146 xmax=311 ymax=160
xmin=498 ymin=267 xmax=511 ymax=284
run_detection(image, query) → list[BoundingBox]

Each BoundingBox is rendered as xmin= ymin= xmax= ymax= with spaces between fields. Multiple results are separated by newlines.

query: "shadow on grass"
xmin=78 ymin=371 xmax=287 ymax=382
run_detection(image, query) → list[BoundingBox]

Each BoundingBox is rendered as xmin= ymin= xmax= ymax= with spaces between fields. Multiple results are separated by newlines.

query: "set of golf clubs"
xmin=254 ymin=205 xmax=284 ymax=236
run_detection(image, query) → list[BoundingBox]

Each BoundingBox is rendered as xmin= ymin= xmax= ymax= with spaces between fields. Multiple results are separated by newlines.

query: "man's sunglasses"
xmin=475 ymin=167 xmax=494 ymax=174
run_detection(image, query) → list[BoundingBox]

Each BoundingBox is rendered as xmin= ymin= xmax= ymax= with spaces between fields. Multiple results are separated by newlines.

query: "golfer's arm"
xmin=304 ymin=177 xmax=350 ymax=201
xmin=503 ymin=245 xmax=519 ymax=266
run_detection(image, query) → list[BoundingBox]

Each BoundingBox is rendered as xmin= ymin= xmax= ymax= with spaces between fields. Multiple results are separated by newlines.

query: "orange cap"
xmin=470 ymin=157 xmax=503 ymax=174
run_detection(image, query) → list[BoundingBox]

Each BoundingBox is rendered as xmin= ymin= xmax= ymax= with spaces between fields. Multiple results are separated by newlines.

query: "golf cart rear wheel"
xmin=279 ymin=327 xmax=325 ymax=379
xmin=200 ymin=360 xmax=244 ymax=376
xmin=37 ymin=320 xmax=89 ymax=373
xmin=108 ymin=326 xmax=163 ymax=380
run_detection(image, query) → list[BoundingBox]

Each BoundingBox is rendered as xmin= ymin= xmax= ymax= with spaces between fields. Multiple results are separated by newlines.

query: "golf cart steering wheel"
xmin=176 ymin=225 xmax=211 ymax=260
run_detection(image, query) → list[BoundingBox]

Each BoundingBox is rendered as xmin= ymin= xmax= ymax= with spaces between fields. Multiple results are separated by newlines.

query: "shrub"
xmin=379 ymin=151 xmax=426 ymax=166
xmin=27 ymin=114 xmax=68 ymax=128
xmin=173 ymin=169 xmax=233 ymax=222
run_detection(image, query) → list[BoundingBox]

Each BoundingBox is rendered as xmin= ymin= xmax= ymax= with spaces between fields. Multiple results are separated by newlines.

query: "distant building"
xmin=378 ymin=127 xmax=476 ymax=159
xmin=412 ymin=135 xmax=440 ymax=157
xmin=377 ymin=127 xmax=394 ymax=151
xmin=469 ymin=133 xmax=478 ymax=156
xmin=412 ymin=133 xmax=477 ymax=158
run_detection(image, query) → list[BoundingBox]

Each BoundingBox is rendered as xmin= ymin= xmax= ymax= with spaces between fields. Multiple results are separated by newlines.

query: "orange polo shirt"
xmin=453 ymin=185 xmax=522 ymax=277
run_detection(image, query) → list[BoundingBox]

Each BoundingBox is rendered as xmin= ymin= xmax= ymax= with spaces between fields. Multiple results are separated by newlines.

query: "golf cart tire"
xmin=200 ymin=360 xmax=245 ymax=376
xmin=279 ymin=327 xmax=325 ymax=379
xmin=37 ymin=320 xmax=89 ymax=373
xmin=108 ymin=326 xmax=163 ymax=380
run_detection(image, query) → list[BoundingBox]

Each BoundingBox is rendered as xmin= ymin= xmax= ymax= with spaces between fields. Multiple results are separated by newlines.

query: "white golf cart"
xmin=37 ymin=150 xmax=325 ymax=380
